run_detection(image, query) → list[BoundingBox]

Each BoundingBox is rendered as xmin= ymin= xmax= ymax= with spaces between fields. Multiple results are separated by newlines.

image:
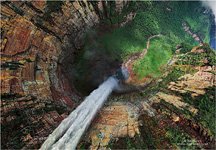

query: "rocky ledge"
xmin=1 ymin=1 xmax=215 ymax=149
xmin=1 ymin=1 xmax=128 ymax=149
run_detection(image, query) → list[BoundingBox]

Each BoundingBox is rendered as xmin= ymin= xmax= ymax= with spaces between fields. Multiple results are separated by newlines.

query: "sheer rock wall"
xmin=0 ymin=1 xmax=127 ymax=149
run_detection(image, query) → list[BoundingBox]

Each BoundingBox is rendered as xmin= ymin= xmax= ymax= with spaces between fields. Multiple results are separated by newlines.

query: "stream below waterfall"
xmin=210 ymin=19 xmax=216 ymax=50
xmin=209 ymin=23 xmax=216 ymax=50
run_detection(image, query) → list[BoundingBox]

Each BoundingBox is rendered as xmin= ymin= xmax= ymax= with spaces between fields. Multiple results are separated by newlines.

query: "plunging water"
xmin=210 ymin=20 xmax=216 ymax=50
xmin=40 ymin=76 xmax=120 ymax=150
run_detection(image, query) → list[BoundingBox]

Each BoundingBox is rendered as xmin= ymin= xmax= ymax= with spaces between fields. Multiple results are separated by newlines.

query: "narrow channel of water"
xmin=210 ymin=16 xmax=216 ymax=50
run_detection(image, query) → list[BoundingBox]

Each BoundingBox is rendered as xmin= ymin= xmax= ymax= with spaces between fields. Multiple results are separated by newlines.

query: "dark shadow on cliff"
xmin=62 ymin=28 xmax=124 ymax=96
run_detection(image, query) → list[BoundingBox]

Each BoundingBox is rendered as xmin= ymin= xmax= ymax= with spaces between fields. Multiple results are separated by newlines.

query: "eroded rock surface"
xmin=89 ymin=102 xmax=140 ymax=149
xmin=0 ymin=1 xmax=129 ymax=149
xmin=168 ymin=66 xmax=215 ymax=97
xmin=1 ymin=1 xmax=215 ymax=149
xmin=86 ymin=47 xmax=215 ymax=149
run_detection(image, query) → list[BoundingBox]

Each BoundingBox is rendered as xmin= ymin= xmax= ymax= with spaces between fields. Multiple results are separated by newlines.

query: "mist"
xmin=201 ymin=0 xmax=216 ymax=23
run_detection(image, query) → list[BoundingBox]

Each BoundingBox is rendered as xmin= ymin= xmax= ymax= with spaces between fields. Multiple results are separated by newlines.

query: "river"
xmin=210 ymin=17 xmax=216 ymax=50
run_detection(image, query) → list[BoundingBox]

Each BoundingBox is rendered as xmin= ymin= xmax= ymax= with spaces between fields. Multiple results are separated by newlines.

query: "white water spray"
xmin=202 ymin=0 xmax=216 ymax=23
xmin=40 ymin=67 xmax=129 ymax=150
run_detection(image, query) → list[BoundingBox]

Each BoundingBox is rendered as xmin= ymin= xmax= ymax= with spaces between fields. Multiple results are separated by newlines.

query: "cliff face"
xmin=86 ymin=46 xmax=216 ymax=149
xmin=0 ymin=1 xmax=128 ymax=149
xmin=1 ymin=1 xmax=216 ymax=149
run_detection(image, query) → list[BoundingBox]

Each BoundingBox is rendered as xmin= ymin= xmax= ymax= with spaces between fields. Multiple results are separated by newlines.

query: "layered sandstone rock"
xmin=0 ymin=1 xmax=129 ymax=149
xmin=2 ymin=1 xmax=214 ymax=149
xmin=88 ymin=101 xmax=155 ymax=149
xmin=168 ymin=66 xmax=215 ymax=97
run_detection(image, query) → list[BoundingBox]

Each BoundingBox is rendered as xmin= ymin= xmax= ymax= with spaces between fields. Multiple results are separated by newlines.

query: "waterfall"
xmin=40 ymin=76 xmax=119 ymax=150
xmin=210 ymin=18 xmax=216 ymax=50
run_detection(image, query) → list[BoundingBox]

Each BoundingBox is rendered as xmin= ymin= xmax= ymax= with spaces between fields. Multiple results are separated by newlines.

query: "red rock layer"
xmin=0 ymin=1 xmax=128 ymax=149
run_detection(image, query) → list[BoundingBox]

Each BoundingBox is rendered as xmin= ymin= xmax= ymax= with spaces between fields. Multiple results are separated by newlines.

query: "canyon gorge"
xmin=1 ymin=1 xmax=216 ymax=149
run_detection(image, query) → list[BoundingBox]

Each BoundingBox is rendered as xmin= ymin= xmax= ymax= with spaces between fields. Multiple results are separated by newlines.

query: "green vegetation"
xmin=108 ymin=135 xmax=148 ymax=149
xmin=162 ymin=46 xmax=215 ymax=136
xmin=75 ymin=1 xmax=211 ymax=81
xmin=185 ymin=11 xmax=210 ymax=43
xmin=200 ymin=45 xmax=216 ymax=65
xmin=179 ymin=87 xmax=216 ymax=137
xmin=166 ymin=127 xmax=200 ymax=149
xmin=125 ymin=1 xmax=206 ymax=54
xmin=178 ymin=42 xmax=194 ymax=54
xmin=193 ymin=88 xmax=216 ymax=137
xmin=107 ymin=114 xmax=174 ymax=149
xmin=77 ymin=141 xmax=91 ymax=150
xmin=133 ymin=37 xmax=173 ymax=78
xmin=137 ymin=66 xmax=186 ymax=99
xmin=177 ymin=45 xmax=216 ymax=66
xmin=1 ymin=95 xmax=68 ymax=149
